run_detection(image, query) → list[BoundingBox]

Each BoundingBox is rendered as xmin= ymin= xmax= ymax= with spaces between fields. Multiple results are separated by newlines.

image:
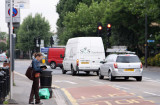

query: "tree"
xmin=0 ymin=42 xmax=7 ymax=52
xmin=17 ymin=14 xmax=52 ymax=53
xmin=0 ymin=32 xmax=8 ymax=40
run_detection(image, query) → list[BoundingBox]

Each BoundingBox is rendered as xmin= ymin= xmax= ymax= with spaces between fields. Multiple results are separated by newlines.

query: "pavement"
xmin=4 ymin=71 xmax=70 ymax=105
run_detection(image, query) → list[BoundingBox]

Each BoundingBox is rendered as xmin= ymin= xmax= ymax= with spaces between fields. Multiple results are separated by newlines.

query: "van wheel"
xmin=71 ymin=66 xmax=76 ymax=76
xmin=50 ymin=62 xmax=56 ymax=69
xmin=108 ymin=71 xmax=115 ymax=81
xmin=86 ymin=71 xmax=90 ymax=75
xmin=136 ymin=76 xmax=142 ymax=81
xmin=99 ymin=71 xmax=104 ymax=79
xmin=96 ymin=71 xmax=99 ymax=76
xmin=62 ymin=67 xmax=67 ymax=74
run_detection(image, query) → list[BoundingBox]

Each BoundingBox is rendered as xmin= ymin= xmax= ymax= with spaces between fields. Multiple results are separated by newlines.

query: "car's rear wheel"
xmin=108 ymin=71 xmax=115 ymax=81
xmin=136 ymin=76 xmax=142 ymax=81
xmin=62 ymin=67 xmax=67 ymax=74
xmin=96 ymin=71 xmax=99 ymax=76
xmin=50 ymin=62 xmax=56 ymax=69
xmin=99 ymin=70 xmax=104 ymax=79
xmin=71 ymin=66 xmax=76 ymax=76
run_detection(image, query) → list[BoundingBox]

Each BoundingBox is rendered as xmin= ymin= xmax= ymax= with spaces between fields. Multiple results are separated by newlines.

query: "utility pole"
xmin=145 ymin=14 xmax=148 ymax=68
xmin=9 ymin=0 xmax=13 ymax=101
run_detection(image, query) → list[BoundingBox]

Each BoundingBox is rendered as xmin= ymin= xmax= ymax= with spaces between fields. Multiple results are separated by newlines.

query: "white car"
xmin=99 ymin=54 xmax=143 ymax=81
xmin=62 ymin=37 xmax=105 ymax=76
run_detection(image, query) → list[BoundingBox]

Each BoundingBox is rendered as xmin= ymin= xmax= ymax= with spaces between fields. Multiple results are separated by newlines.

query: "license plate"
xmin=124 ymin=69 xmax=134 ymax=71
xmin=81 ymin=62 xmax=89 ymax=64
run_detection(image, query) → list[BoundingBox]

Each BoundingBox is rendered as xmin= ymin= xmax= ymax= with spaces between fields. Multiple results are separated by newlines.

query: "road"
xmin=13 ymin=60 xmax=160 ymax=105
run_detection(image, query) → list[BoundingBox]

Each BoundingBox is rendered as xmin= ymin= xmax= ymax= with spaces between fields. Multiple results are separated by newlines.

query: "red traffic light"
xmin=107 ymin=24 xmax=111 ymax=28
xmin=98 ymin=26 xmax=102 ymax=30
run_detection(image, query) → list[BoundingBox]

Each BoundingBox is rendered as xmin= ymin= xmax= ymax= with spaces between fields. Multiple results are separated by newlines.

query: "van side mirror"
xmin=60 ymin=54 xmax=64 ymax=58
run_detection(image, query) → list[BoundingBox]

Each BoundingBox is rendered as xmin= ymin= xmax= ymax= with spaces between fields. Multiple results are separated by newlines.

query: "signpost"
xmin=14 ymin=0 xmax=30 ymax=9
xmin=147 ymin=40 xmax=155 ymax=43
xmin=5 ymin=0 xmax=20 ymax=23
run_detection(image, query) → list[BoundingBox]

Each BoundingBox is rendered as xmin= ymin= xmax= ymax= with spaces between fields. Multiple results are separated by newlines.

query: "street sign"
xmin=14 ymin=0 xmax=30 ymax=9
xmin=8 ymin=8 xmax=18 ymax=17
xmin=5 ymin=0 xmax=20 ymax=23
xmin=147 ymin=40 xmax=155 ymax=43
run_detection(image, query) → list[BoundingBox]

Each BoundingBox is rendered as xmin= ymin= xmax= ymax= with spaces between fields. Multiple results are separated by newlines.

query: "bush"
xmin=141 ymin=53 xmax=160 ymax=67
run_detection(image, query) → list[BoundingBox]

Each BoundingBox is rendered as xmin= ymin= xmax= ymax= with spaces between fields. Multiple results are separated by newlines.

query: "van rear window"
xmin=116 ymin=56 xmax=140 ymax=63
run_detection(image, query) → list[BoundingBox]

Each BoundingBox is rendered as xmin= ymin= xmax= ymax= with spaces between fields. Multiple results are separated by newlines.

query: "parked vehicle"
xmin=0 ymin=54 xmax=8 ymax=62
xmin=99 ymin=54 xmax=143 ymax=81
xmin=62 ymin=37 xmax=105 ymax=76
xmin=46 ymin=48 xmax=65 ymax=69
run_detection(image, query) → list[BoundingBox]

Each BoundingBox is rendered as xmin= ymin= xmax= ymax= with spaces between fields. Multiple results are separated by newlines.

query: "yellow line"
xmin=61 ymin=88 xmax=79 ymax=105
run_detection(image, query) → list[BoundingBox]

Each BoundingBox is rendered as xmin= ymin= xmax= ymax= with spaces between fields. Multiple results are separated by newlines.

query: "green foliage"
xmin=17 ymin=14 xmax=52 ymax=52
xmin=0 ymin=42 xmax=7 ymax=52
xmin=0 ymin=32 xmax=8 ymax=40
xmin=142 ymin=53 xmax=160 ymax=66
xmin=57 ymin=0 xmax=160 ymax=57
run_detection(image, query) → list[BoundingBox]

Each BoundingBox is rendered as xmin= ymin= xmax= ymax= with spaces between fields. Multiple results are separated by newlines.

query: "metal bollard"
xmin=0 ymin=71 xmax=4 ymax=104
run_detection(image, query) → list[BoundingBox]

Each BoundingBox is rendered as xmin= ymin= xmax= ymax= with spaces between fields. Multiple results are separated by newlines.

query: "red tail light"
xmin=114 ymin=63 xmax=118 ymax=68
xmin=77 ymin=59 xmax=79 ymax=66
xmin=140 ymin=63 xmax=143 ymax=68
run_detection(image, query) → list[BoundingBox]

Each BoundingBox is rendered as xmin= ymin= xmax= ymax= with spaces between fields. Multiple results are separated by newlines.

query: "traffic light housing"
xmin=38 ymin=37 xmax=41 ymax=45
xmin=107 ymin=24 xmax=111 ymax=37
xmin=97 ymin=22 xmax=103 ymax=36
xmin=50 ymin=36 xmax=54 ymax=47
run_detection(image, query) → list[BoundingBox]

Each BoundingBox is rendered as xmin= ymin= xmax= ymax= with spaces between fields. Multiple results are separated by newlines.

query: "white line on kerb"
xmin=144 ymin=91 xmax=160 ymax=97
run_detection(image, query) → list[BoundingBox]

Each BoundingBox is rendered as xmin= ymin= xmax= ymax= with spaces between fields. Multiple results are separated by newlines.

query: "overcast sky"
xmin=0 ymin=0 xmax=59 ymax=33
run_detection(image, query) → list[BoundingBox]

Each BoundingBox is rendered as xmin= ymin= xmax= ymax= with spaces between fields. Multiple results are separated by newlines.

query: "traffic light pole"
xmin=145 ymin=14 xmax=148 ymax=68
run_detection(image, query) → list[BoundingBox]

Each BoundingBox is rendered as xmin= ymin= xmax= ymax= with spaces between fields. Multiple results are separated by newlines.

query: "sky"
xmin=0 ymin=0 xmax=59 ymax=33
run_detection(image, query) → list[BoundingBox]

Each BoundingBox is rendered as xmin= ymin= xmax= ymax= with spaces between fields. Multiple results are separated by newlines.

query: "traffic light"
xmin=34 ymin=38 xmax=37 ymax=46
xmin=50 ymin=36 xmax=54 ymax=47
xmin=97 ymin=22 xmax=103 ymax=36
xmin=38 ymin=37 xmax=41 ymax=45
xmin=107 ymin=23 xmax=111 ymax=37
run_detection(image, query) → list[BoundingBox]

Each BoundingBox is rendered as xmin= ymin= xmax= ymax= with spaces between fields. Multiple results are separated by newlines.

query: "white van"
xmin=62 ymin=37 xmax=105 ymax=76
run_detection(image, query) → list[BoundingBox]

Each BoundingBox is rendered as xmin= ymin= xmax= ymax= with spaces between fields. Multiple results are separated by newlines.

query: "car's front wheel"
xmin=99 ymin=70 xmax=104 ymax=79
xmin=71 ymin=66 xmax=77 ymax=76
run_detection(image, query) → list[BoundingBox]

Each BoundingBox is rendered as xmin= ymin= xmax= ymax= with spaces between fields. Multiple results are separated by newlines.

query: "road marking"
xmin=144 ymin=91 xmax=160 ymax=96
xmin=143 ymin=77 xmax=152 ymax=80
xmin=146 ymin=79 xmax=160 ymax=83
xmin=55 ymin=80 xmax=77 ymax=84
xmin=52 ymin=84 xmax=60 ymax=89
xmin=75 ymin=77 xmax=86 ymax=80
xmin=61 ymin=88 xmax=78 ymax=105
xmin=14 ymin=71 xmax=27 ymax=78
xmin=90 ymin=80 xmax=104 ymax=84
xmin=112 ymin=85 xmax=129 ymax=90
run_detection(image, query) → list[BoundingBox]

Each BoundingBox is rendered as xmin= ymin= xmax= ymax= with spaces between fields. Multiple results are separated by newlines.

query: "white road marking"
xmin=75 ymin=77 xmax=86 ymax=80
xmin=144 ymin=91 xmax=160 ymax=97
xmin=14 ymin=71 xmax=27 ymax=78
xmin=90 ymin=80 xmax=104 ymax=84
xmin=112 ymin=85 xmax=129 ymax=90
xmin=145 ymin=80 xmax=160 ymax=83
xmin=143 ymin=77 xmax=152 ymax=80
xmin=55 ymin=80 xmax=77 ymax=84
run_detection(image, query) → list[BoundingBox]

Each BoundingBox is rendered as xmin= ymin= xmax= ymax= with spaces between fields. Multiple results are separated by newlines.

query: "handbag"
xmin=25 ymin=62 xmax=36 ymax=80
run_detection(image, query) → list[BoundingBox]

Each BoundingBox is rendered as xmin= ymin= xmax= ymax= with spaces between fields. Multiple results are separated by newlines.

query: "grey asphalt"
xmin=13 ymin=60 xmax=160 ymax=105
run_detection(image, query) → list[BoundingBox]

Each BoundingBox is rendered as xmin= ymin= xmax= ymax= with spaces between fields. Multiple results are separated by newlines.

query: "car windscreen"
xmin=116 ymin=56 xmax=140 ymax=63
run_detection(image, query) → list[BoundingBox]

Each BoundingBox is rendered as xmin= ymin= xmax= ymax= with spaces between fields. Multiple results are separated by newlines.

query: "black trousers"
xmin=29 ymin=77 xmax=40 ymax=103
